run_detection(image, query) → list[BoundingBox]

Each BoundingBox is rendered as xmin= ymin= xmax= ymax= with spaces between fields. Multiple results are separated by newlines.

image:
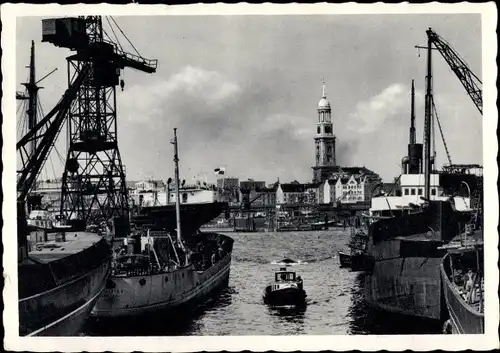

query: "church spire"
xmin=322 ymin=78 xmax=326 ymax=98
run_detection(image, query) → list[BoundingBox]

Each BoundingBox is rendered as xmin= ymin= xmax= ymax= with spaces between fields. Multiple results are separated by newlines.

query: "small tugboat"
xmin=263 ymin=267 xmax=307 ymax=308
xmin=339 ymin=221 xmax=373 ymax=271
xmin=338 ymin=251 xmax=352 ymax=268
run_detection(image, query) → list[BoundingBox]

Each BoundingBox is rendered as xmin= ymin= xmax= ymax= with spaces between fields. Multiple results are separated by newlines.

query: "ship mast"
xmin=16 ymin=41 xmax=40 ymax=187
xmin=172 ymin=128 xmax=187 ymax=260
xmin=409 ymin=79 xmax=416 ymax=145
xmin=423 ymin=29 xmax=433 ymax=200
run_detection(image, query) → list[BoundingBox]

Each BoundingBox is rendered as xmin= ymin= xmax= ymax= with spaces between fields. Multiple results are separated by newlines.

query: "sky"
xmin=15 ymin=14 xmax=483 ymax=184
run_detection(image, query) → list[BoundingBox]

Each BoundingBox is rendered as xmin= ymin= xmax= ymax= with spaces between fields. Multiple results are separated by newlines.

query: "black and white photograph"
xmin=2 ymin=3 xmax=498 ymax=352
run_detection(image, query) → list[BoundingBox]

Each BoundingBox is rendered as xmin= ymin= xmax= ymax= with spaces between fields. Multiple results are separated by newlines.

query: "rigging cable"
xmin=431 ymin=97 xmax=453 ymax=166
xmin=109 ymin=16 xmax=143 ymax=58
xmin=105 ymin=16 xmax=124 ymax=52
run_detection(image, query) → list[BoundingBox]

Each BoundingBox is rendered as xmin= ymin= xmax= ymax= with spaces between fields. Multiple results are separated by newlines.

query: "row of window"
xmin=343 ymin=184 xmax=361 ymax=189
xmin=403 ymin=187 xmax=437 ymax=196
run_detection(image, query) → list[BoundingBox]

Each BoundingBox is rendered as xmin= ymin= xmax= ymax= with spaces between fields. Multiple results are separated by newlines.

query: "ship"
xmin=91 ymin=128 xmax=234 ymax=321
xmin=263 ymin=266 xmax=307 ymax=308
xmin=19 ymin=223 xmax=112 ymax=336
xmin=129 ymin=179 xmax=229 ymax=236
xmin=364 ymin=38 xmax=483 ymax=324
xmin=440 ymin=226 xmax=484 ymax=334
xmin=339 ymin=223 xmax=373 ymax=272
xmin=17 ymin=40 xmax=112 ymax=336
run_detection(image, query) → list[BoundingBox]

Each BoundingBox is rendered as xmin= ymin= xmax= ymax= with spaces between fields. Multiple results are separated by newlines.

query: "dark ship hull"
xmin=131 ymin=201 xmax=228 ymax=236
xmin=364 ymin=201 xmax=472 ymax=321
xmin=263 ymin=287 xmax=306 ymax=307
xmin=19 ymin=233 xmax=112 ymax=336
xmin=338 ymin=251 xmax=351 ymax=267
xmin=351 ymin=253 xmax=375 ymax=272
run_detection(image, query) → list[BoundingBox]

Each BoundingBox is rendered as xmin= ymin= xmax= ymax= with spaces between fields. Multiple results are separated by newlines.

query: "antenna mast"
xmin=424 ymin=29 xmax=433 ymax=200
xmin=409 ymin=79 xmax=416 ymax=145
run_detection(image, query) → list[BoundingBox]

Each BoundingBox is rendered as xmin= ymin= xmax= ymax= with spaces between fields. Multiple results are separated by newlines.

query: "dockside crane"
xmin=425 ymin=28 xmax=482 ymax=115
xmin=41 ymin=16 xmax=157 ymax=228
xmin=18 ymin=16 xmax=157 ymax=244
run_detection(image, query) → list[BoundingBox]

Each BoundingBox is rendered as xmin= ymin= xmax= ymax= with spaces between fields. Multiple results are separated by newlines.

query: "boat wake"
xmin=270 ymin=260 xmax=308 ymax=265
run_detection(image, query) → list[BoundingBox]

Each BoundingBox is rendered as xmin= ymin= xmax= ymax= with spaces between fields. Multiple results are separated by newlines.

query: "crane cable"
xmin=431 ymin=97 xmax=453 ymax=166
xmin=105 ymin=16 xmax=124 ymax=52
xmin=109 ymin=16 xmax=143 ymax=59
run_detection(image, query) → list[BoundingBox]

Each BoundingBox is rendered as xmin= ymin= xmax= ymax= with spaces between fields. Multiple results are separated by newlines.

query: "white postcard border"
xmin=2 ymin=3 xmax=498 ymax=352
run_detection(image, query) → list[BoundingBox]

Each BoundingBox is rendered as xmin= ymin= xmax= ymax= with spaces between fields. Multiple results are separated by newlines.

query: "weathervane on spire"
xmin=322 ymin=78 xmax=326 ymax=98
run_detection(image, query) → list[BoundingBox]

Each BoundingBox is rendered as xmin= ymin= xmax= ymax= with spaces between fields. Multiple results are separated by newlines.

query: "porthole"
xmin=139 ymin=278 xmax=146 ymax=286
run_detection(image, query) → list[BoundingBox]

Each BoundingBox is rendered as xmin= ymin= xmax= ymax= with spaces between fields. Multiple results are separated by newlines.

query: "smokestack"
xmin=409 ymin=79 xmax=416 ymax=145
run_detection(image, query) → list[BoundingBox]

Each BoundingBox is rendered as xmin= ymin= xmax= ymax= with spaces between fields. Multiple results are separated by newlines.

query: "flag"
xmin=214 ymin=167 xmax=225 ymax=176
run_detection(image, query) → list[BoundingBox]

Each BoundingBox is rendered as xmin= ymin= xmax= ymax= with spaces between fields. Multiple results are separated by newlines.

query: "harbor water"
xmin=84 ymin=229 xmax=442 ymax=336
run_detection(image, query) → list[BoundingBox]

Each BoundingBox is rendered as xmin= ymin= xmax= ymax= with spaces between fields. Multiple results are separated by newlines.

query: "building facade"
xmin=217 ymin=177 xmax=240 ymax=203
xmin=318 ymin=166 xmax=381 ymax=205
xmin=276 ymin=182 xmax=319 ymax=205
xmin=312 ymin=82 xmax=337 ymax=184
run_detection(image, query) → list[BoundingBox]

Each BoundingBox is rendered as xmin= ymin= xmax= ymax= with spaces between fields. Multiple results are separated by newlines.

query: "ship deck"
xmin=26 ymin=231 xmax=104 ymax=264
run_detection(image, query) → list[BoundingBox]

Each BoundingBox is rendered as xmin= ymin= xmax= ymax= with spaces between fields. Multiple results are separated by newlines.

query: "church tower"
xmin=312 ymin=82 xmax=337 ymax=183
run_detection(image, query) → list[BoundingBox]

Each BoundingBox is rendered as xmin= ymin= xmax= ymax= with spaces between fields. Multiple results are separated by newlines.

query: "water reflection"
xmin=267 ymin=304 xmax=307 ymax=323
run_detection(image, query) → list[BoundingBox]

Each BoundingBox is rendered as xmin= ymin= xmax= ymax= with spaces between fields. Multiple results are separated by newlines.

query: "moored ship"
xmin=16 ymin=38 xmax=112 ymax=336
xmin=364 ymin=28 xmax=483 ymax=323
xmin=130 ymin=180 xmax=229 ymax=236
xmin=19 ymin=225 xmax=112 ymax=336
xmin=440 ymin=227 xmax=484 ymax=334
xmin=92 ymin=129 xmax=234 ymax=321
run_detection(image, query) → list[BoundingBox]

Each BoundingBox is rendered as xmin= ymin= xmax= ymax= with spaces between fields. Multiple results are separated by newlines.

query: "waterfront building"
xmin=318 ymin=166 xmax=381 ymax=205
xmin=276 ymin=181 xmax=319 ymax=205
xmin=217 ymin=177 xmax=240 ymax=203
xmin=240 ymin=178 xmax=266 ymax=191
xmin=133 ymin=179 xmax=165 ymax=193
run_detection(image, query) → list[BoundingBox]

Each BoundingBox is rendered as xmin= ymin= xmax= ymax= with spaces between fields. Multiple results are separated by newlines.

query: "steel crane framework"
xmin=426 ymin=28 xmax=483 ymax=115
xmin=18 ymin=16 xmax=157 ymax=229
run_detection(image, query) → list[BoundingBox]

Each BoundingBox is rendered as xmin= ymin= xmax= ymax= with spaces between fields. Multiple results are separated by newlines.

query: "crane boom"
xmin=426 ymin=28 xmax=482 ymax=115
xmin=17 ymin=65 xmax=89 ymax=201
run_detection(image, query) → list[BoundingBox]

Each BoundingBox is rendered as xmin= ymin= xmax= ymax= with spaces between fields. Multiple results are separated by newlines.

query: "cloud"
xmin=118 ymin=66 xmax=317 ymax=183
xmin=260 ymin=113 xmax=312 ymax=140
xmin=333 ymin=83 xmax=420 ymax=178
xmin=347 ymin=83 xmax=410 ymax=134
xmin=120 ymin=66 xmax=241 ymax=123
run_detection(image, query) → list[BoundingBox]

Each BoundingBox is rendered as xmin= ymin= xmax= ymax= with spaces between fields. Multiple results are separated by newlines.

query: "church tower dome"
xmin=318 ymin=83 xmax=331 ymax=109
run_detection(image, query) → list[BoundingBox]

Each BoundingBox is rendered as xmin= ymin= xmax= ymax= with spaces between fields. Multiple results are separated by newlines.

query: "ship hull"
xmin=364 ymin=237 xmax=446 ymax=320
xmin=92 ymin=247 xmax=232 ymax=318
xmin=132 ymin=201 xmax=228 ymax=236
xmin=338 ymin=251 xmax=351 ymax=268
xmin=441 ymin=254 xmax=484 ymax=334
xmin=19 ymin=253 xmax=111 ymax=336
xmin=263 ymin=287 xmax=306 ymax=307
xmin=350 ymin=253 xmax=374 ymax=272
